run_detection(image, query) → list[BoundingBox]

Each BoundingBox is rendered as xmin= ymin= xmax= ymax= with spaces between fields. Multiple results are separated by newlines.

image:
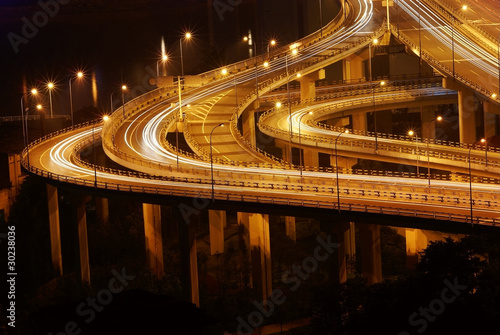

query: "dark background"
xmin=0 ymin=0 xmax=335 ymax=119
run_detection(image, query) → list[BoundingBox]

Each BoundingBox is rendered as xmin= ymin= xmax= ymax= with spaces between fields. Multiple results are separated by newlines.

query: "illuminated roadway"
xmin=22 ymin=0 xmax=500 ymax=228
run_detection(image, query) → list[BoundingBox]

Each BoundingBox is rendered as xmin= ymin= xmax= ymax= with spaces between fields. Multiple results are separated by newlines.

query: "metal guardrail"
xmin=20 ymin=157 xmax=500 ymax=227
xmin=390 ymin=24 xmax=499 ymax=102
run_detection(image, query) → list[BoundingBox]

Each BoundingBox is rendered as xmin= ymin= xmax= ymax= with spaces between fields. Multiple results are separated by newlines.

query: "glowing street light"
xmin=221 ymin=68 xmax=228 ymax=76
xmin=335 ymin=129 xmax=350 ymax=213
xmin=93 ymin=115 xmax=109 ymax=188
xmin=480 ymin=138 xmax=488 ymax=166
xmin=180 ymin=32 xmax=192 ymax=76
xmin=47 ymin=82 xmax=54 ymax=118
xmin=20 ymin=88 xmax=38 ymax=148
xmin=156 ymin=54 xmax=169 ymax=77
xmin=210 ymin=123 xmax=224 ymax=202
xmin=26 ymin=104 xmax=43 ymax=169
xmin=121 ymin=85 xmax=127 ymax=119
xmin=69 ymin=71 xmax=84 ymax=127
xmin=408 ymin=130 xmax=420 ymax=177
xmin=267 ymin=39 xmax=276 ymax=58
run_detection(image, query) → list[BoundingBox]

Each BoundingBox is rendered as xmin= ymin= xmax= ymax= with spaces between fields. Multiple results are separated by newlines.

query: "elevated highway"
xmin=19 ymin=0 xmax=500 ymax=301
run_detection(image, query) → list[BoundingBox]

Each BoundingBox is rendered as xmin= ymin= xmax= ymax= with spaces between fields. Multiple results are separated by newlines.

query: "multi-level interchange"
xmin=22 ymin=0 xmax=500 ymax=305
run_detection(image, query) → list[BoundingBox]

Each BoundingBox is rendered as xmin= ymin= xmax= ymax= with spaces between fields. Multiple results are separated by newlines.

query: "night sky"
xmin=0 ymin=0 xmax=322 ymax=120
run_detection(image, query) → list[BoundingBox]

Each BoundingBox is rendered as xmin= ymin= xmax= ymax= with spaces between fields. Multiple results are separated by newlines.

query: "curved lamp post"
xmin=210 ymin=123 xmax=224 ymax=202
xmin=20 ymin=88 xmax=38 ymax=148
xmin=69 ymin=71 xmax=84 ymax=127
xmin=180 ymin=32 xmax=192 ymax=77
xmin=26 ymin=104 xmax=43 ymax=170
xmin=47 ymin=82 xmax=54 ymax=118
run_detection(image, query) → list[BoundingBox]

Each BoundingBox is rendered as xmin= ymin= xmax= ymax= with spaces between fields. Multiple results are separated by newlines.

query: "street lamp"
xmin=180 ymin=32 xmax=192 ymax=76
xmin=267 ymin=39 xmax=276 ymax=58
xmin=69 ymin=71 xmax=84 ymax=127
xmin=480 ymin=138 xmax=488 ymax=166
xmin=244 ymin=32 xmax=260 ymax=102
xmin=156 ymin=54 xmax=168 ymax=77
xmin=319 ymin=0 xmax=323 ymax=38
xmin=26 ymin=104 xmax=43 ymax=170
xmin=408 ymin=130 xmax=419 ymax=177
xmin=468 ymin=146 xmax=475 ymax=226
xmin=298 ymin=111 xmax=313 ymax=178
xmin=335 ymin=129 xmax=350 ymax=213
xmin=20 ymin=88 xmax=38 ymax=148
xmin=423 ymin=115 xmax=443 ymax=187
xmin=47 ymin=82 xmax=54 ymax=118
xmin=121 ymin=85 xmax=127 ymax=119
xmin=210 ymin=123 xmax=224 ymax=202
xmin=92 ymin=115 xmax=109 ymax=188
xmin=369 ymin=38 xmax=380 ymax=150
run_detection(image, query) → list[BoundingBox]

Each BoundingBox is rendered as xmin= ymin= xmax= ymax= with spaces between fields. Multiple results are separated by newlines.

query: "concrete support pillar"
xmin=179 ymin=214 xmax=199 ymax=306
xmin=298 ymin=69 xmax=325 ymax=102
xmin=143 ymin=203 xmax=164 ymax=278
xmin=343 ymin=54 xmax=364 ymax=81
xmin=95 ymin=197 xmax=109 ymax=223
xmin=421 ymin=107 xmax=436 ymax=140
xmin=209 ymin=210 xmax=226 ymax=255
xmin=242 ymin=109 xmax=256 ymax=147
xmin=458 ymin=90 xmax=478 ymax=143
xmin=352 ymin=112 xmax=367 ymax=132
xmin=76 ymin=197 xmax=91 ymax=285
xmin=303 ymin=149 xmax=319 ymax=168
xmin=284 ymin=216 xmax=296 ymax=242
xmin=275 ymin=140 xmax=291 ymax=162
xmin=359 ymin=223 xmax=382 ymax=285
xmin=248 ymin=213 xmax=272 ymax=302
xmin=443 ymin=78 xmax=478 ymax=143
xmin=483 ymin=102 xmax=500 ymax=138
xmin=405 ymin=229 xmax=428 ymax=270
xmin=337 ymin=221 xmax=356 ymax=283
xmin=46 ymin=184 xmax=63 ymax=276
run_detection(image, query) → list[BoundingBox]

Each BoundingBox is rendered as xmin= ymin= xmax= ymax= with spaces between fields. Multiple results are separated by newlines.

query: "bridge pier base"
xmin=143 ymin=203 xmax=164 ymax=278
xmin=75 ymin=196 xmax=92 ymax=285
xmin=284 ymin=216 xmax=296 ymax=242
xmin=337 ymin=221 xmax=356 ymax=283
xmin=209 ymin=210 xmax=226 ymax=255
xmin=359 ymin=223 xmax=382 ymax=285
xmin=95 ymin=197 xmax=109 ymax=223
xmin=405 ymin=228 xmax=428 ymax=270
xmin=178 ymin=210 xmax=199 ymax=307
xmin=47 ymin=184 xmax=63 ymax=276
xmin=238 ymin=212 xmax=272 ymax=301
xmin=249 ymin=213 xmax=272 ymax=302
